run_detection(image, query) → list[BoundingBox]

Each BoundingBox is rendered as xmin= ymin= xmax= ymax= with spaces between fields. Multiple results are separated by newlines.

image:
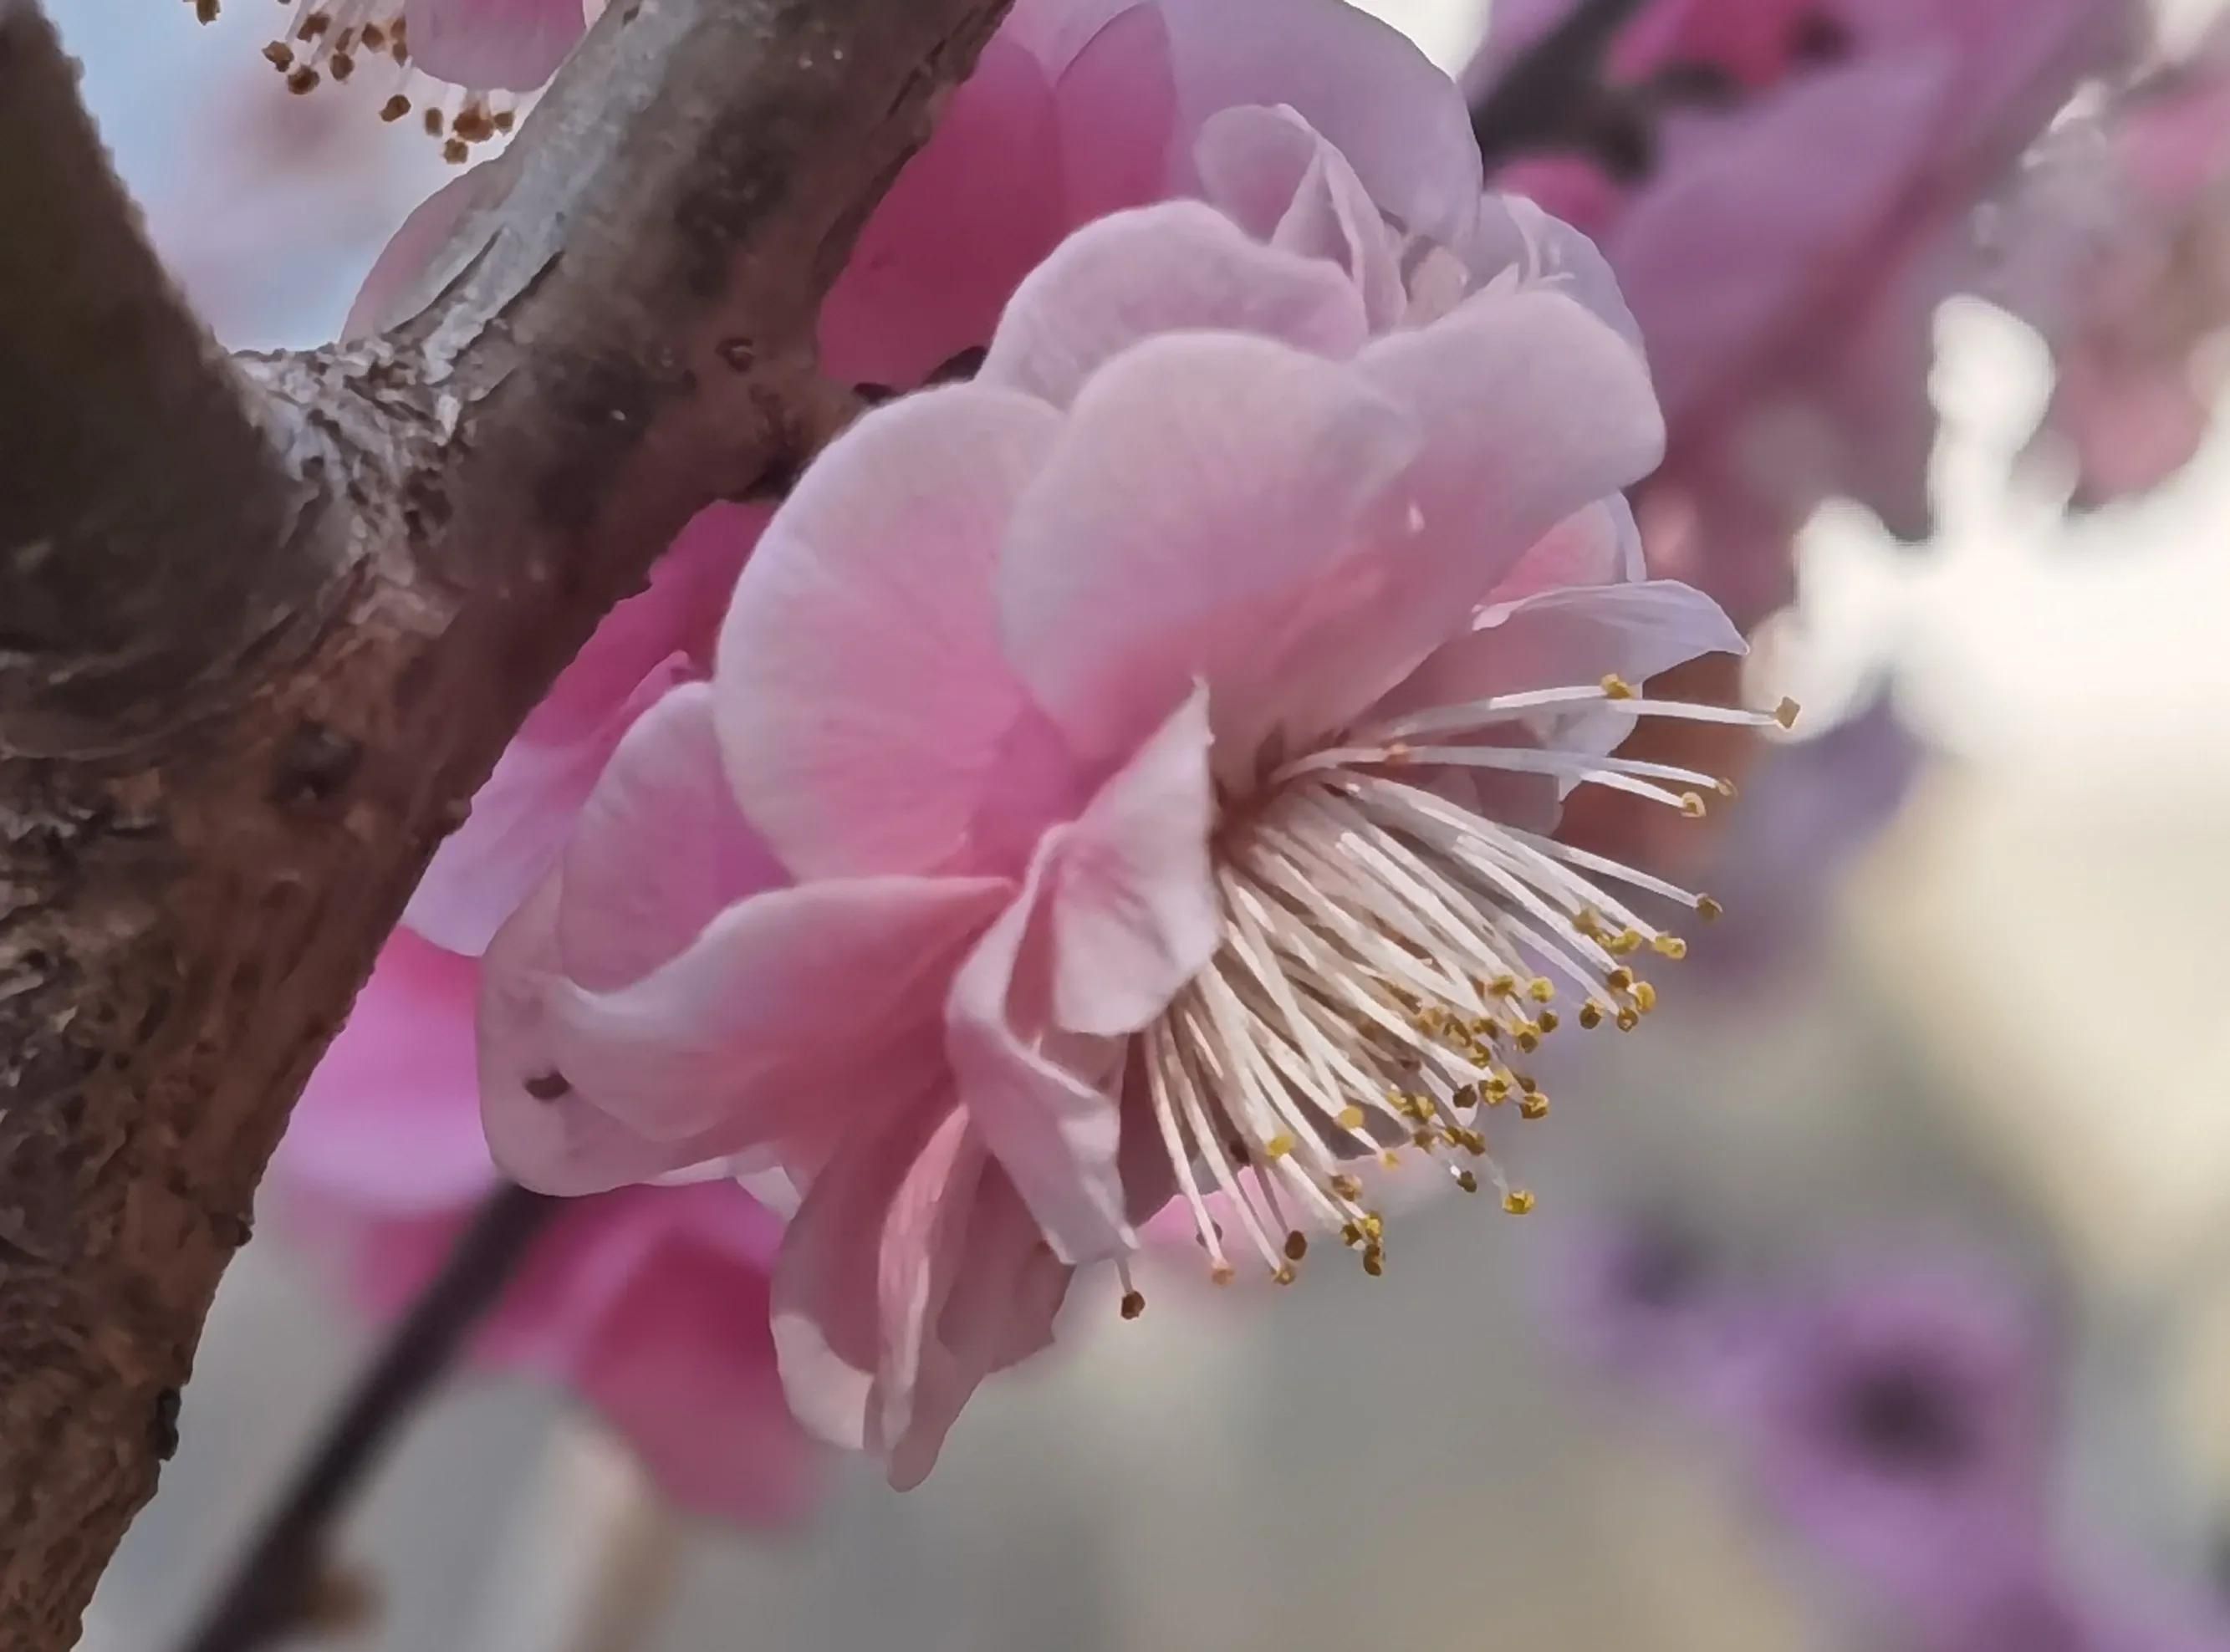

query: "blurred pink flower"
xmin=1987 ymin=30 xmax=2230 ymax=505
xmin=1470 ymin=0 xmax=2139 ymax=624
xmin=278 ymin=930 xmax=820 ymax=1527
xmin=477 ymin=65 xmax=1788 ymax=1481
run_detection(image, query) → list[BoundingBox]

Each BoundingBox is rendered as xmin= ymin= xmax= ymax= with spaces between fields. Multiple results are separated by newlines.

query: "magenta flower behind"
xmin=1469 ymin=0 xmax=2141 ymax=624
xmin=1987 ymin=23 xmax=2230 ymax=507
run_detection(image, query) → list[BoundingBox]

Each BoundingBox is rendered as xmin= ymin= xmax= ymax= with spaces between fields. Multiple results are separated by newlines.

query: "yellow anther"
xmin=1528 ymin=977 xmax=1556 ymax=1003
xmin=1330 ymin=1174 xmax=1363 ymax=1201
xmin=1679 ymin=791 xmax=1707 ymax=818
xmin=1264 ymin=1133 xmax=1296 ymax=1160
xmin=1631 ymin=980 xmax=1658 ymax=1013
xmin=1380 ymin=1150 xmax=1402 ymax=1169
xmin=1273 ymin=1263 xmax=1298 ymax=1286
xmin=1651 ymin=935 xmax=1687 ymax=960
xmin=1573 ymin=909 xmax=1604 ymax=939
xmin=1615 ymin=1007 xmax=1641 ymax=1032
xmin=1579 ymin=1001 xmax=1605 ymax=1029
xmin=1456 ymin=1169 xmax=1480 ymax=1194
xmin=1697 ymin=895 xmax=1724 ymax=922
xmin=1361 ymin=1214 xmax=1385 ymax=1242
xmin=1606 ymin=966 xmax=1636 ymax=992
xmin=1518 ymin=1094 xmax=1549 ymax=1120
xmin=1489 ymin=974 xmax=1518 ymax=997
xmin=1457 ymin=1129 xmax=1488 ymax=1156
xmin=1601 ymin=673 xmax=1636 ymax=700
xmin=1612 ymin=927 xmax=1646 ymax=955
xmin=1537 ymin=1009 xmax=1560 ymax=1033
xmin=1502 ymin=1189 xmax=1538 ymax=1216
xmin=1774 ymin=696 xmax=1800 ymax=729
xmin=1340 ymin=1222 xmax=1363 ymax=1247
xmin=1336 ymin=1105 xmax=1366 ymax=1131
xmin=1411 ymin=1128 xmax=1439 ymax=1150
xmin=1120 ymin=1289 xmax=1146 ymax=1321
xmin=1515 ymin=1028 xmax=1540 ymax=1053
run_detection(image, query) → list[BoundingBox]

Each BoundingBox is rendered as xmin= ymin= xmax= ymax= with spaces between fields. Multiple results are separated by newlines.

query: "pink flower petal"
xmin=1194 ymin=105 xmax=1405 ymax=329
xmin=977 ymin=200 xmax=1372 ymax=408
xmin=947 ymin=692 xmax=1217 ymax=1262
xmin=512 ymin=874 xmax=1008 ymax=1155
xmin=408 ymin=655 xmax=693 ymax=958
xmin=1044 ymin=687 xmax=1218 ymax=1037
xmin=409 ymin=503 xmax=761 ymax=956
xmin=1049 ymin=3 xmax=1180 ymax=223
xmin=1495 ymin=498 xmax=1647 ymax=603
xmin=717 ymin=385 xmax=1064 ymax=880
xmin=282 ymin=931 xmax=499 ymax=1211
xmin=1253 ymin=286 xmax=1663 ymax=744
xmin=818 ymin=38 xmax=1069 ymax=390
xmin=884 ymin=1160 xmax=1069 ymax=1490
xmin=405 ymin=0 xmax=585 ymax=93
xmin=553 ymin=684 xmax=788 ymax=992
xmin=479 ymin=883 xmax=776 ymax=1195
xmin=563 ymin=1208 xmax=820 ymax=1527
xmin=772 ymin=1104 xmax=1069 ymax=1486
xmin=998 ymin=330 xmax=1418 ymax=768
xmin=1151 ymin=0 xmax=1482 ymax=247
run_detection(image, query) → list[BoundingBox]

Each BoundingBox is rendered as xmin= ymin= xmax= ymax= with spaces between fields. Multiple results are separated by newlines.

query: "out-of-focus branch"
xmin=0 ymin=0 xmax=1013 ymax=1643
xmin=177 ymin=1185 xmax=559 ymax=1652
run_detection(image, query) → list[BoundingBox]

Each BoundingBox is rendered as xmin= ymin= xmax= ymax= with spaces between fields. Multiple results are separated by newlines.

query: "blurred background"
xmin=64 ymin=0 xmax=2230 ymax=1645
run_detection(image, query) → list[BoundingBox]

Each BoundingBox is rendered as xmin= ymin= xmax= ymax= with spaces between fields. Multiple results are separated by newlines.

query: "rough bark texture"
xmin=0 ymin=0 xmax=1010 ymax=1641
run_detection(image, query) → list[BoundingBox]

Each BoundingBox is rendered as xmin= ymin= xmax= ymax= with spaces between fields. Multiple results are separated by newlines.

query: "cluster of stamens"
xmin=188 ymin=0 xmax=520 ymax=161
xmin=1117 ymin=674 xmax=1794 ymax=1318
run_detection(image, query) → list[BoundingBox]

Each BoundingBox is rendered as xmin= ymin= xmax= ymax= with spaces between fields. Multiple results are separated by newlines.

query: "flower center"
xmin=1132 ymin=676 xmax=1794 ymax=1298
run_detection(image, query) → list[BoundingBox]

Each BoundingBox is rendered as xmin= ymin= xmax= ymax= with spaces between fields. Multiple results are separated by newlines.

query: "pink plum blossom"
xmin=1985 ymin=29 xmax=2230 ymax=505
xmin=477 ymin=71 xmax=1787 ymax=1483
xmin=275 ymin=929 xmax=820 ymax=1527
xmin=1469 ymin=0 xmax=2139 ymax=625
xmin=371 ymin=0 xmax=1488 ymax=955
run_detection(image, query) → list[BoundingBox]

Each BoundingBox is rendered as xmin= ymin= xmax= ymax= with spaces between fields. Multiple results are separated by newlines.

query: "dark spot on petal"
xmin=523 ymin=1071 xmax=573 ymax=1102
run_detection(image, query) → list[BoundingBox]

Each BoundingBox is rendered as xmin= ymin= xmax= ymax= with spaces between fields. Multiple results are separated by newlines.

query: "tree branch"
xmin=178 ymin=1185 xmax=559 ymax=1652
xmin=1469 ymin=0 xmax=1651 ymax=171
xmin=0 ymin=0 xmax=1012 ymax=1642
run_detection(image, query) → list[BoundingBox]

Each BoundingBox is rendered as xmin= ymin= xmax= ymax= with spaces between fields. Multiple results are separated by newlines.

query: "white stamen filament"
xmin=1126 ymin=677 xmax=1787 ymax=1299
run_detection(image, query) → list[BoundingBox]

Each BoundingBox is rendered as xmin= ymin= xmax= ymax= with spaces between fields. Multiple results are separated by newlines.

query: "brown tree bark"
xmin=0 ymin=0 xmax=1009 ymax=1641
